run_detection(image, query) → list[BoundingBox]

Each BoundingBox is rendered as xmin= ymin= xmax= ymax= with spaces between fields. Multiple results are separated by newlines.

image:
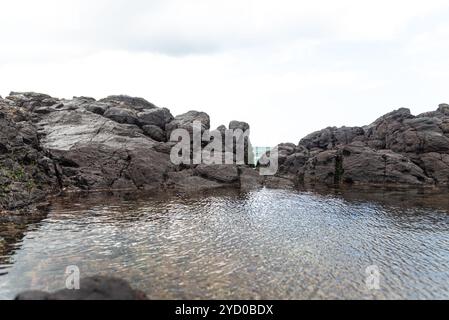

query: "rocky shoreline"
xmin=1 ymin=91 xmax=449 ymax=213
xmin=0 ymin=92 xmax=262 ymax=213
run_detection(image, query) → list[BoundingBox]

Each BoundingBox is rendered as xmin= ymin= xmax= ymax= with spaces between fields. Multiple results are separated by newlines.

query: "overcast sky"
xmin=1 ymin=0 xmax=449 ymax=146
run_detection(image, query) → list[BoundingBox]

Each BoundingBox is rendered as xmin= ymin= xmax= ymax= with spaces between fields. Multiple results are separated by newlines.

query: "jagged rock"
xmin=269 ymin=104 xmax=449 ymax=187
xmin=153 ymin=141 xmax=177 ymax=154
xmin=38 ymin=108 xmax=170 ymax=191
xmin=165 ymin=110 xmax=210 ymax=139
xmin=335 ymin=143 xmax=431 ymax=185
xmin=137 ymin=107 xmax=173 ymax=129
xmin=7 ymin=90 xmax=449 ymax=212
xmin=229 ymin=120 xmax=250 ymax=132
xmin=1 ymin=92 xmax=257 ymax=212
xmin=227 ymin=120 xmax=254 ymax=165
xmin=84 ymin=101 xmax=110 ymax=115
xmin=411 ymin=152 xmax=449 ymax=184
xmin=0 ymin=100 xmax=59 ymax=210
xmin=103 ymin=107 xmax=139 ymax=125
xmin=264 ymin=176 xmax=296 ymax=189
xmin=300 ymin=126 xmax=365 ymax=151
xmin=216 ymin=125 xmax=227 ymax=135
xmin=165 ymin=169 xmax=228 ymax=191
xmin=99 ymin=95 xmax=156 ymax=111
xmin=15 ymin=276 xmax=148 ymax=300
xmin=239 ymin=167 xmax=264 ymax=189
xmin=142 ymin=125 xmax=166 ymax=142
xmin=194 ymin=164 xmax=239 ymax=183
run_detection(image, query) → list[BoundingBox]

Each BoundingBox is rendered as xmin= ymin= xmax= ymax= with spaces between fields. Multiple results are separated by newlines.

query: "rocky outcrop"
xmin=263 ymin=104 xmax=449 ymax=187
xmin=0 ymin=97 xmax=60 ymax=211
xmin=5 ymin=90 xmax=445 ymax=211
xmin=0 ymin=92 xmax=258 ymax=212
xmin=15 ymin=276 xmax=148 ymax=300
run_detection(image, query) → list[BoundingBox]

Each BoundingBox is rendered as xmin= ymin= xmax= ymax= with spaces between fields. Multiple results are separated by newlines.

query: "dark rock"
xmin=264 ymin=176 xmax=296 ymax=189
xmin=6 ymin=92 xmax=58 ymax=110
xmin=0 ymin=100 xmax=59 ymax=211
xmin=227 ymin=120 xmax=254 ymax=165
xmin=216 ymin=125 xmax=227 ymax=135
xmin=137 ymin=107 xmax=174 ymax=129
xmin=103 ymin=107 xmax=139 ymax=125
xmin=99 ymin=95 xmax=156 ymax=111
xmin=335 ymin=143 xmax=431 ymax=185
xmin=142 ymin=125 xmax=166 ymax=142
xmin=194 ymin=164 xmax=239 ymax=183
xmin=229 ymin=120 xmax=250 ymax=132
xmin=166 ymin=110 xmax=210 ymax=139
xmin=84 ymin=102 xmax=110 ymax=115
xmin=271 ymin=104 xmax=449 ymax=187
xmin=437 ymin=103 xmax=449 ymax=116
xmin=1 ymin=92 xmax=258 ymax=212
xmin=300 ymin=126 xmax=365 ymax=151
xmin=15 ymin=276 xmax=148 ymax=300
xmin=165 ymin=169 xmax=228 ymax=191
xmin=239 ymin=167 xmax=264 ymax=189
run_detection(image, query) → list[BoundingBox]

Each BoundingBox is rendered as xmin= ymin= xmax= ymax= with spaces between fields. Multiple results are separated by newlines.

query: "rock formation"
xmin=0 ymin=92 xmax=257 ymax=212
xmin=3 ymin=91 xmax=448 ymax=212
xmin=262 ymin=104 xmax=449 ymax=187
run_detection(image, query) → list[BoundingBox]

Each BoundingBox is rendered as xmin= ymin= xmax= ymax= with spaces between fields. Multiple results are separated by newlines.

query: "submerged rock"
xmin=15 ymin=276 xmax=148 ymax=300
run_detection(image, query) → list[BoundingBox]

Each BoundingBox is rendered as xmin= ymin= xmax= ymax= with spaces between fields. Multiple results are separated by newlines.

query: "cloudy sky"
xmin=1 ymin=0 xmax=449 ymax=146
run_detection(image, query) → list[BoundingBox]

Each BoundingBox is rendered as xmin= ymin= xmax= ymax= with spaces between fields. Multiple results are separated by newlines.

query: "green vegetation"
xmin=334 ymin=155 xmax=344 ymax=185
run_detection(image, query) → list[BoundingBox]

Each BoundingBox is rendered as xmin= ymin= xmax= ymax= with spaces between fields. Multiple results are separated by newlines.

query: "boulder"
xmin=84 ymin=102 xmax=110 ymax=115
xmin=165 ymin=110 xmax=210 ymax=139
xmin=194 ymin=164 xmax=239 ymax=183
xmin=338 ymin=143 xmax=432 ymax=185
xmin=6 ymin=92 xmax=57 ymax=110
xmin=300 ymin=126 xmax=365 ymax=151
xmin=137 ymin=107 xmax=173 ymax=129
xmin=239 ymin=167 xmax=264 ymax=189
xmin=15 ymin=276 xmax=148 ymax=300
xmin=103 ymin=107 xmax=139 ymax=125
xmin=99 ymin=95 xmax=156 ymax=111
xmin=227 ymin=120 xmax=254 ymax=165
xmin=165 ymin=169 xmax=228 ymax=191
xmin=37 ymin=108 xmax=169 ymax=191
xmin=229 ymin=120 xmax=250 ymax=132
xmin=142 ymin=125 xmax=166 ymax=142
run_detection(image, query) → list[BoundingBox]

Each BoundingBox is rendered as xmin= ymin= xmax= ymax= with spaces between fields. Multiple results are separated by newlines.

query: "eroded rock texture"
xmin=0 ymin=92 xmax=257 ymax=211
xmin=262 ymin=104 xmax=449 ymax=187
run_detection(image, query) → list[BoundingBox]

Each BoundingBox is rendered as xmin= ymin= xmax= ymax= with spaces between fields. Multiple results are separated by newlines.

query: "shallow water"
xmin=1 ymin=187 xmax=449 ymax=299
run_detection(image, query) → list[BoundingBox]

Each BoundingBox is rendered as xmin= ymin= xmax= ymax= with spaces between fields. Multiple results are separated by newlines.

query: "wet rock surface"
xmin=263 ymin=104 xmax=449 ymax=187
xmin=15 ymin=276 xmax=148 ymax=300
xmin=0 ymin=98 xmax=60 ymax=211
xmin=0 ymin=92 xmax=256 ymax=212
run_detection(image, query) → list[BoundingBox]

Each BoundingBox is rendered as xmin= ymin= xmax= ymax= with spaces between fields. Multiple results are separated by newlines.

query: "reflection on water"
xmin=0 ymin=187 xmax=449 ymax=300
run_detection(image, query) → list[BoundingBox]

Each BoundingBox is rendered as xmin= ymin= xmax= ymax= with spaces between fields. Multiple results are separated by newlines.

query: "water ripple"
xmin=0 ymin=188 xmax=449 ymax=299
